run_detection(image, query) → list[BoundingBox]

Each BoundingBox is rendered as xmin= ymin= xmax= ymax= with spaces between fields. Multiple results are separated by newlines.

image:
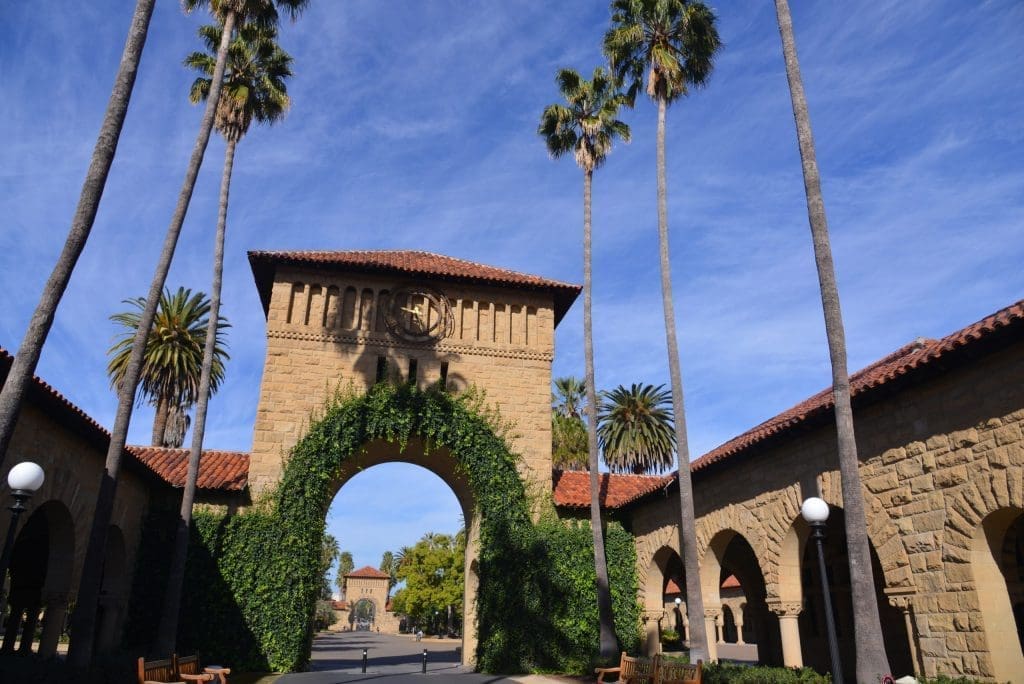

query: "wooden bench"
xmin=595 ymin=652 xmax=702 ymax=684
xmin=137 ymin=653 xmax=224 ymax=684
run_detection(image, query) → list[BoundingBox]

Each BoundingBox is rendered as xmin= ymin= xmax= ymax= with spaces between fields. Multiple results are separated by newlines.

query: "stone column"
xmin=1 ymin=602 xmax=25 ymax=653
xmin=715 ymin=613 xmax=725 ymax=645
xmin=38 ymin=592 xmax=69 ymax=658
xmin=735 ymin=611 xmax=745 ymax=645
xmin=888 ymin=592 xmax=920 ymax=676
xmin=704 ymin=608 xmax=721 ymax=662
xmin=768 ymin=601 xmax=803 ymax=667
xmin=17 ymin=601 xmax=41 ymax=654
xmin=642 ymin=610 xmax=665 ymax=656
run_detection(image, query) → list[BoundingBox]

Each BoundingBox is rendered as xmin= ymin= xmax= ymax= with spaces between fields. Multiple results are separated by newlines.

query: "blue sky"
xmin=1 ymin=1 xmax=1021 ymax=571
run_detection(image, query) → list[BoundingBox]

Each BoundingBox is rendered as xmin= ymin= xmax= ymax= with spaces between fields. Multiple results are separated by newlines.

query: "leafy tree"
xmin=772 ymin=1 xmax=890 ymax=678
xmin=390 ymin=532 xmax=465 ymax=633
xmin=539 ymin=66 xmax=630 ymax=659
xmin=155 ymin=20 xmax=292 ymax=654
xmin=106 ymin=287 xmax=229 ymax=447
xmin=604 ymin=0 xmax=722 ymax=661
xmin=598 ymin=383 xmax=675 ymax=474
xmin=68 ymin=0 xmax=309 ymax=666
xmin=336 ymin=551 xmax=354 ymax=598
xmin=552 ymin=412 xmax=589 ymax=471
xmin=0 ymin=0 xmax=156 ymax=471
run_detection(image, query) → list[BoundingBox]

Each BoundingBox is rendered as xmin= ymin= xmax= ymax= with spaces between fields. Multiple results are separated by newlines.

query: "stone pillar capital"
xmin=703 ymin=607 xmax=722 ymax=620
xmin=885 ymin=589 xmax=915 ymax=612
xmin=767 ymin=599 xmax=803 ymax=618
xmin=641 ymin=609 xmax=665 ymax=623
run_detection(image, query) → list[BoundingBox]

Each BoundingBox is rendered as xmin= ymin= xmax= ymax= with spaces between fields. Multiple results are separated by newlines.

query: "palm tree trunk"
xmin=773 ymin=1 xmax=890 ymax=680
xmin=0 ymin=0 xmax=156 ymax=469
xmin=151 ymin=394 xmax=170 ymax=446
xmin=67 ymin=11 xmax=238 ymax=669
xmin=656 ymin=96 xmax=709 ymax=661
xmin=583 ymin=168 xmax=619 ymax=659
xmin=154 ymin=136 xmax=236 ymax=653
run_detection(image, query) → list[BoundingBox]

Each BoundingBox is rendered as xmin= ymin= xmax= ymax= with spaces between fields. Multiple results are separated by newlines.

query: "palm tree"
xmin=598 ymin=384 xmax=675 ymax=474
xmin=539 ymin=66 xmax=630 ymax=659
xmin=106 ymin=287 xmax=229 ymax=447
xmin=67 ymin=0 xmax=308 ymax=668
xmin=0 ymin=1 xmax=156 ymax=470
xmin=380 ymin=550 xmax=398 ymax=595
xmin=154 ymin=21 xmax=292 ymax=654
xmin=553 ymin=376 xmax=587 ymax=418
xmin=603 ymin=0 xmax=721 ymax=661
xmin=772 ymin=1 xmax=890 ymax=679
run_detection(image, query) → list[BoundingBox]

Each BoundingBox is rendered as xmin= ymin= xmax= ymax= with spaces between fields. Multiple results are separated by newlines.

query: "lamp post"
xmin=673 ymin=597 xmax=683 ymax=641
xmin=802 ymin=497 xmax=843 ymax=684
xmin=0 ymin=462 xmax=45 ymax=613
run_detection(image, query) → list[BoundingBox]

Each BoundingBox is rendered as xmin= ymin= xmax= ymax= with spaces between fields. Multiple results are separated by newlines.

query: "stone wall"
xmin=248 ymin=265 xmax=556 ymax=498
xmin=629 ymin=342 xmax=1024 ymax=681
xmin=1 ymin=402 xmax=153 ymax=656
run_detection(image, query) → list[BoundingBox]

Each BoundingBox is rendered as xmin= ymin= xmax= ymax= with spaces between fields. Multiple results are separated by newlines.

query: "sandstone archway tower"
xmin=247 ymin=249 xmax=580 ymax=499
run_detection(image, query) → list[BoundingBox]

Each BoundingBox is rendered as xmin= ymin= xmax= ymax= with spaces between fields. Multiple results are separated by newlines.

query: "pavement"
xmin=273 ymin=631 xmax=575 ymax=684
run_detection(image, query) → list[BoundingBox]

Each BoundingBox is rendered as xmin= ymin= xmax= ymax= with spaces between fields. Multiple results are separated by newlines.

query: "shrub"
xmin=703 ymin=662 xmax=830 ymax=684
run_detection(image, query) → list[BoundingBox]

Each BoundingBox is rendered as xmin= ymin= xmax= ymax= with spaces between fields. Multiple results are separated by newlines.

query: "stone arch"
xmin=1 ymin=499 xmax=74 ymax=656
xmin=635 ymin=525 xmax=678 ymax=611
xmin=969 ymin=506 xmax=1024 ymax=681
xmin=267 ymin=383 xmax=533 ymax=671
xmin=638 ymin=545 xmax=685 ymax=655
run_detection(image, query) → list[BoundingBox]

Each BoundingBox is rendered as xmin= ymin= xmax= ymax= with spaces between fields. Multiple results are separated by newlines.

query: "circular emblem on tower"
xmin=383 ymin=284 xmax=454 ymax=343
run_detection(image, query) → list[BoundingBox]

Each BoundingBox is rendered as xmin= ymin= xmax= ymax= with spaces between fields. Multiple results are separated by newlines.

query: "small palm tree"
xmin=553 ymin=376 xmax=587 ymax=418
xmin=598 ymin=384 xmax=676 ymax=474
xmin=106 ymin=287 xmax=229 ymax=447
xmin=604 ymin=0 xmax=721 ymax=661
xmin=539 ymin=66 xmax=630 ymax=659
xmin=773 ymin=1 xmax=891 ymax=678
xmin=154 ymin=21 xmax=292 ymax=654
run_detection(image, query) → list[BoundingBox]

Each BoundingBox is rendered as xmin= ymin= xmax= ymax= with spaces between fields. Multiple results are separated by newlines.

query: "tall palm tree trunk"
xmin=583 ymin=168 xmax=618 ymax=659
xmin=155 ymin=136 xmax=236 ymax=653
xmin=656 ymin=96 xmax=709 ymax=661
xmin=0 ymin=0 xmax=156 ymax=469
xmin=773 ymin=1 xmax=890 ymax=680
xmin=67 ymin=11 xmax=238 ymax=668
xmin=152 ymin=394 xmax=170 ymax=446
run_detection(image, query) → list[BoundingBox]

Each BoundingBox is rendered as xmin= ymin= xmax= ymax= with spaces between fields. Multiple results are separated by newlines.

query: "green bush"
xmin=703 ymin=662 xmax=830 ymax=684
xmin=125 ymin=383 xmax=641 ymax=674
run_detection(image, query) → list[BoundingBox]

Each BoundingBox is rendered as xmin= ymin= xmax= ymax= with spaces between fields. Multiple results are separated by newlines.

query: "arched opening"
xmin=1 ymin=500 xmax=74 ymax=656
xmin=701 ymin=530 xmax=776 ymax=665
xmin=972 ymin=507 xmax=1024 ymax=680
xmin=644 ymin=546 xmax=685 ymax=656
xmin=798 ymin=505 xmax=913 ymax=680
xmin=318 ymin=440 xmax=477 ymax=670
xmin=721 ymin=605 xmax=737 ymax=644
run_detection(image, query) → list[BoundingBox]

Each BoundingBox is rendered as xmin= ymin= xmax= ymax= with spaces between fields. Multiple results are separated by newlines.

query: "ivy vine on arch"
xmin=132 ymin=382 xmax=639 ymax=674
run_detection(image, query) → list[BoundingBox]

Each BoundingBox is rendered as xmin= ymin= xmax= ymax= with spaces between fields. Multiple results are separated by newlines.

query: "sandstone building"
xmin=0 ymin=250 xmax=1021 ymax=681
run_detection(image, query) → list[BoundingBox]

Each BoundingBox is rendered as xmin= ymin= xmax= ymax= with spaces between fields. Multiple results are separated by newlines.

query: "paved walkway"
xmin=275 ymin=631 xmax=570 ymax=684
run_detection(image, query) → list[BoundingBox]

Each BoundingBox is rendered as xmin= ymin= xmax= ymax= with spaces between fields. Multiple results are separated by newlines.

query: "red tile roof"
xmin=248 ymin=250 xmax=582 ymax=324
xmin=721 ymin=575 xmax=740 ymax=590
xmin=128 ymin=446 xmax=250 ymax=491
xmin=346 ymin=565 xmax=390 ymax=579
xmin=664 ymin=579 xmax=682 ymax=595
xmin=553 ymin=299 xmax=1024 ymax=510
xmin=691 ymin=299 xmax=1024 ymax=474
xmin=331 ymin=600 xmax=348 ymax=610
xmin=551 ymin=469 xmax=674 ymax=509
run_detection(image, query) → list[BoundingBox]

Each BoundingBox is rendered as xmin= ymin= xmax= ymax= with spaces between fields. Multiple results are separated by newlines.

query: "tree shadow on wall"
xmin=123 ymin=503 xmax=266 ymax=671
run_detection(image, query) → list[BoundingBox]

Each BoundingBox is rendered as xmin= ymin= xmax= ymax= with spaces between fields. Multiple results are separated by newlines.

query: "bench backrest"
xmin=176 ymin=653 xmax=202 ymax=676
xmin=137 ymin=656 xmax=176 ymax=684
xmin=620 ymin=652 xmax=656 ymax=684
xmin=653 ymin=655 xmax=702 ymax=684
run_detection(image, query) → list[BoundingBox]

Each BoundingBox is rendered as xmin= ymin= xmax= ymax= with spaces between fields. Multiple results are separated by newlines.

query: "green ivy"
xmin=125 ymin=383 xmax=640 ymax=673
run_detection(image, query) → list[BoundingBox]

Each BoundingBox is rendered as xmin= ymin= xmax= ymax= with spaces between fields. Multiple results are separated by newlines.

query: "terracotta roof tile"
xmin=552 ymin=469 xmax=674 ymax=509
xmin=664 ymin=579 xmax=682 ymax=595
xmin=128 ymin=446 xmax=250 ymax=491
xmin=721 ymin=575 xmax=740 ymax=589
xmin=248 ymin=250 xmax=581 ymax=324
xmin=691 ymin=299 xmax=1024 ymax=473
xmin=347 ymin=565 xmax=390 ymax=579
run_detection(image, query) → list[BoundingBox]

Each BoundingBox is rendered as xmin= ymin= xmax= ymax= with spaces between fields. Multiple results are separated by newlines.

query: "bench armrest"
xmin=181 ymin=675 xmax=214 ymax=682
xmin=595 ymin=666 xmax=621 ymax=683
